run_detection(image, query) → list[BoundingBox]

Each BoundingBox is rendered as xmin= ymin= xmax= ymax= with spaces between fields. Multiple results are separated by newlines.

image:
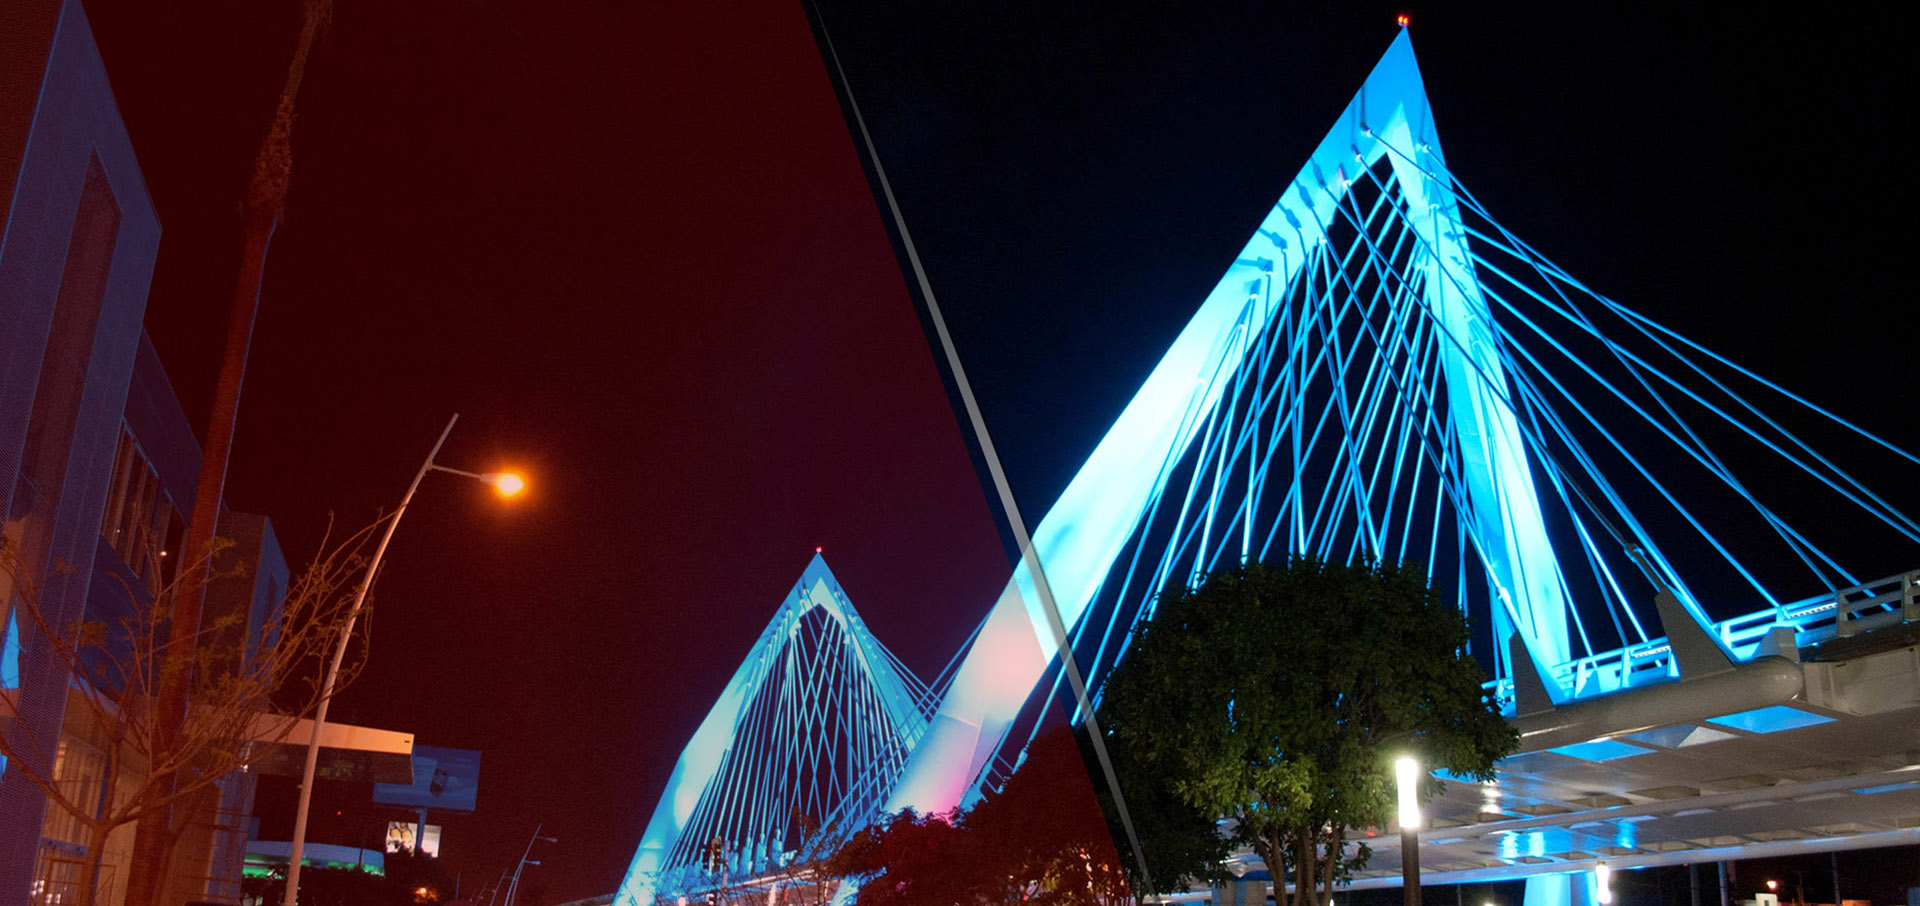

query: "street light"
xmin=485 ymin=868 xmax=512 ymax=906
xmin=281 ymin=413 xmax=523 ymax=906
xmin=430 ymin=464 xmax=526 ymax=498
xmin=1395 ymin=755 xmax=1422 ymax=906
xmin=506 ymin=824 xmax=558 ymax=906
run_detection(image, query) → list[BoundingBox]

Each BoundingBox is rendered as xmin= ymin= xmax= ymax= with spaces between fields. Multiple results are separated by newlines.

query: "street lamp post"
xmin=281 ymin=413 xmax=524 ymax=906
xmin=485 ymin=868 xmax=512 ymax=906
xmin=1396 ymin=756 xmax=1423 ymax=906
xmin=506 ymin=824 xmax=558 ymax=906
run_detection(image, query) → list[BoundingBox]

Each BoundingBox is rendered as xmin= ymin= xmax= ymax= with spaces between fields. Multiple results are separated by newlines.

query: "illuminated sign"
xmin=386 ymin=822 xmax=442 ymax=858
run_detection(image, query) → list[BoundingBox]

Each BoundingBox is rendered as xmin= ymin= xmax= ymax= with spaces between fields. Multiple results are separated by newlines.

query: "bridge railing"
xmin=1488 ymin=568 xmax=1920 ymax=711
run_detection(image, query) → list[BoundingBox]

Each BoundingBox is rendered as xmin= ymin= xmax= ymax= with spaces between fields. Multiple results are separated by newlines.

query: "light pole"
xmin=1396 ymin=755 xmax=1423 ymax=906
xmin=506 ymin=824 xmax=558 ymax=906
xmin=281 ymin=413 xmax=524 ymax=906
xmin=485 ymin=867 xmax=513 ymax=906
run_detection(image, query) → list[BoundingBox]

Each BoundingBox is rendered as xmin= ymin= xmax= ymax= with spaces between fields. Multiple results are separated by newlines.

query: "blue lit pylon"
xmin=885 ymin=29 xmax=1571 ymax=817
xmin=613 ymin=554 xmax=933 ymax=906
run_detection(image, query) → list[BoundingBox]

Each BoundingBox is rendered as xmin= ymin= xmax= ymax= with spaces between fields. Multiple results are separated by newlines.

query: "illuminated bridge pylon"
xmin=613 ymin=554 xmax=938 ymax=906
xmin=615 ymin=26 xmax=1919 ymax=906
xmin=885 ymin=27 xmax=1920 ymax=817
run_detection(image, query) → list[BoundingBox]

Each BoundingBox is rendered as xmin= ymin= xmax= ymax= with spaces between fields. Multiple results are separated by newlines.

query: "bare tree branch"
xmin=0 ymin=515 xmax=386 ymax=906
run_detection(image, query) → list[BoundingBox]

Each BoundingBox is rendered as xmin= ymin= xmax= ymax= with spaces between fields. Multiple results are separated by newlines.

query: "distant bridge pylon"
xmin=614 ymin=555 xmax=937 ymax=906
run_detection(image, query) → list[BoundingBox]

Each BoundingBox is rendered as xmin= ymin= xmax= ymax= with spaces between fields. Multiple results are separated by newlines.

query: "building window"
xmin=33 ymin=736 xmax=109 ymax=904
xmin=39 ymin=737 xmax=107 ymax=849
xmin=98 ymin=427 xmax=176 ymax=592
xmin=30 ymin=853 xmax=86 ymax=906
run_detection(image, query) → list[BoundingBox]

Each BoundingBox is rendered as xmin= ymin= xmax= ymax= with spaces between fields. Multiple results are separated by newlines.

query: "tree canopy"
xmin=824 ymin=726 xmax=1130 ymax=905
xmin=1096 ymin=558 xmax=1516 ymax=905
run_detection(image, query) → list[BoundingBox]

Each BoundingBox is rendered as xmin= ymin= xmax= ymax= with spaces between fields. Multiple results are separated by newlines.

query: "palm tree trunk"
xmin=122 ymin=3 xmax=329 ymax=903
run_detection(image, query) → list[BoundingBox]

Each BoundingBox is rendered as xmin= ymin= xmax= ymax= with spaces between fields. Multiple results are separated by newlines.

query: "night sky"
xmin=78 ymin=1 xmax=1915 ymax=902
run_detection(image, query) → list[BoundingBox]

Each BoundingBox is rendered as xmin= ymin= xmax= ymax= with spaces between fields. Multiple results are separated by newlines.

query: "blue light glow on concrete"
xmin=1547 ymin=738 xmax=1652 ymax=762
xmin=1500 ymin=830 xmax=1551 ymax=861
xmin=1525 ymin=871 xmax=1605 ymax=906
xmin=1704 ymin=705 xmax=1836 ymax=734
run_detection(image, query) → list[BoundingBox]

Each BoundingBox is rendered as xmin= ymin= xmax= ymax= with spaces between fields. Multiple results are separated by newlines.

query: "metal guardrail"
xmin=1489 ymin=568 xmax=1920 ymax=709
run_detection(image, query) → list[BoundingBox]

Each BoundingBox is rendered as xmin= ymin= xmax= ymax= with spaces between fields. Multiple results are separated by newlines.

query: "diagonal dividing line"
xmin=809 ymin=3 xmax=1156 ymax=895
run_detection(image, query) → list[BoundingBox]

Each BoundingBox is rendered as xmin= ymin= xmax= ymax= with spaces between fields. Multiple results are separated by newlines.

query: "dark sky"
xmin=79 ymin=1 xmax=1914 ymax=902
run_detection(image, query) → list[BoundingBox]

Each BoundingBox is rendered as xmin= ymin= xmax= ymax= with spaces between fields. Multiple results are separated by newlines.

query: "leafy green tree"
xmin=823 ymin=808 xmax=977 ymax=906
xmin=824 ymin=726 xmax=1130 ymax=905
xmin=1089 ymin=718 xmax=1229 ymax=896
xmin=966 ymin=727 xmax=1130 ymax=905
xmin=1096 ymin=558 xmax=1516 ymax=906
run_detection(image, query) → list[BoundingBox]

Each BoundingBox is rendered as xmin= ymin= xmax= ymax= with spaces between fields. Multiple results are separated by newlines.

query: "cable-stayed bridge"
xmin=617 ymin=556 xmax=945 ymax=904
xmin=615 ymin=29 xmax=1919 ymax=906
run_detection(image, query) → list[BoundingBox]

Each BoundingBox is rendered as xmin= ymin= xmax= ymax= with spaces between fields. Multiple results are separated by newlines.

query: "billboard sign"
xmin=386 ymin=822 xmax=442 ymax=858
xmin=372 ymin=746 xmax=480 ymax=812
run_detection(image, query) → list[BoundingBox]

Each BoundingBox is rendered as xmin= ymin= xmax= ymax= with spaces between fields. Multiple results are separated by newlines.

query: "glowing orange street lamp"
xmin=282 ymin=413 xmax=524 ymax=906
xmin=489 ymin=472 xmax=526 ymax=497
xmin=428 ymin=465 xmax=525 ymax=498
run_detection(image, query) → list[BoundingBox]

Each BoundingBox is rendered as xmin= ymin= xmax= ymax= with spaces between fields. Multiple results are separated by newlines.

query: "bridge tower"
xmin=613 ymin=554 xmax=934 ymax=906
xmin=885 ymin=28 xmax=1574 ymax=820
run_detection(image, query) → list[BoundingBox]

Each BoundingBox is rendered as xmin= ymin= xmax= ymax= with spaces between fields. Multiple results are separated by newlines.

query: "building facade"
xmin=2 ymin=2 xmax=289 ymax=903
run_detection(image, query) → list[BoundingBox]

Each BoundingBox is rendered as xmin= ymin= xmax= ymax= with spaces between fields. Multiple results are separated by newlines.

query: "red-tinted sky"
xmin=83 ymin=0 xmax=1009 ymax=900
xmin=77 ymin=0 xmax=1919 ymax=902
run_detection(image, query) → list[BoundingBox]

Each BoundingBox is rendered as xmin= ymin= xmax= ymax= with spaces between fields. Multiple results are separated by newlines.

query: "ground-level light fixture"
xmin=1395 ymin=755 xmax=1422 ymax=906
xmin=1395 ymin=756 xmax=1422 ymax=829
